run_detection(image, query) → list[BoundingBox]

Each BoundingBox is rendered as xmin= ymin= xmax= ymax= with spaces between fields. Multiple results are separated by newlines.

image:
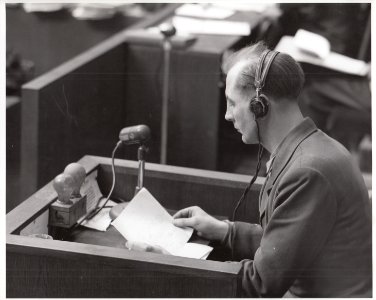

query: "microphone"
xmin=159 ymin=23 xmax=176 ymax=38
xmin=119 ymin=125 xmax=151 ymax=145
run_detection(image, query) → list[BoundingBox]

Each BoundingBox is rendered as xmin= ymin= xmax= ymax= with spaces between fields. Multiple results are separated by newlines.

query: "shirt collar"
xmin=265 ymin=155 xmax=275 ymax=175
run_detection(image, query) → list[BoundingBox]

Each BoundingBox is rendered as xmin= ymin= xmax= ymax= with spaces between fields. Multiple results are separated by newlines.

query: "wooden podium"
xmin=7 ymin=156 xmax=264 ymax=297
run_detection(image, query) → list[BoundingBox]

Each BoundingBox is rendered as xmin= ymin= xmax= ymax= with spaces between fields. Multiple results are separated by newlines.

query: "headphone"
xmin=249 ymin=50 xmax=279 ymax=119
xmin=231 ymin=49 xmax=279 ymax=223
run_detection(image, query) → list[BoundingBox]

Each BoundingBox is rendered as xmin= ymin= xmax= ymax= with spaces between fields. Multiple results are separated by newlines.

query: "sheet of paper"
xmin=75 ymin=171 xmax=115 ymax=231
xmin=172 ymin=16 xmax=251 ymax=36
xmin=112 ymin=188 xmax=193 ymax=255
xmin=80 ymin=170 xmax=103 ymax=212
xmin=175 ymin=4 xmax=234 ymax=19
xmin=78 ymin=198 xmax=117 ymax=231
xmin=176 ymin=243 xmax=213 ymax=260
xmin=276 ymin=36 xmax=370 ymax=76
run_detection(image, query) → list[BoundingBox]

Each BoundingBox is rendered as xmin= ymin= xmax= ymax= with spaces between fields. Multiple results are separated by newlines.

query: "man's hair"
xmin=222 ymin=41 xmax=305 ymax=100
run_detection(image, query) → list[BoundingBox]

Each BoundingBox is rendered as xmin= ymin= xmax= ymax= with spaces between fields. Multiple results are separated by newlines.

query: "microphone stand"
xmin=135 ymin=144 xmax=147 ymax=195
xmin=159 ymin=24 xmax=176 ymax=165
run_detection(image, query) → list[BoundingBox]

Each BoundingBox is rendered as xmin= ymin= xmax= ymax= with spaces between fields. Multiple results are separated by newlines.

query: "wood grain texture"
xmin=7 ymin=252 xmax=239 ymax=297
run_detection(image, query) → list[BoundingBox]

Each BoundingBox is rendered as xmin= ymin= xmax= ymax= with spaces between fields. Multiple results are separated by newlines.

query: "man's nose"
xmin=225 ymin=109 xmax=233 ymax=122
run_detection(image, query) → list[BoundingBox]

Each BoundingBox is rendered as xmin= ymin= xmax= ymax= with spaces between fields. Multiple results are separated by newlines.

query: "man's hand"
xmin=125 ymin=240 xmax=171 ymax=255
xmin=173 ymin=206 xmax=229 ymax=242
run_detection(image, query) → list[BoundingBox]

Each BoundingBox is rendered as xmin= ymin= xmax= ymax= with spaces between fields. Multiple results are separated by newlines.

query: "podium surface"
xmin=7 ymin=156 xmax=264 ymax=297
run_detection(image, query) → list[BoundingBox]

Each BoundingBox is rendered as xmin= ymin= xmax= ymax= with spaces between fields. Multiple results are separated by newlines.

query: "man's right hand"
xmin=173 ymin=206 xmax=229 ymax=242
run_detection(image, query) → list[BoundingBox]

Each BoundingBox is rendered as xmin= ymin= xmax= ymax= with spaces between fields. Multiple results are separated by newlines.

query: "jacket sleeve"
xmin=223 ymin=221 xmax=263 ymax=260
xmin=226 ymin=166 xmax=337 ymax=297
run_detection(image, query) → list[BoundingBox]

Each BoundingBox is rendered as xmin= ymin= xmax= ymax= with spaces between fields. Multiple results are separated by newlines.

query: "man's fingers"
xmin=173 ymin=217 xmax=196 ymax=228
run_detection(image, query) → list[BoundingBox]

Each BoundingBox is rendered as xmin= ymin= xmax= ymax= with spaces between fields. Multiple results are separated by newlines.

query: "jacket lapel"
xmin=259 ymin=118 xmax=318 ymax=223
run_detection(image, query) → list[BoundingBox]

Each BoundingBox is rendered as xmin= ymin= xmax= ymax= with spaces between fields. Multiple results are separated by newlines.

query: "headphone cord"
xmin=231 ymin=120 xmax=264 ymax=221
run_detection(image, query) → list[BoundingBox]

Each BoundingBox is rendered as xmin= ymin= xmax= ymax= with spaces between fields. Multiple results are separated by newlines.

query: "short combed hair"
xmin=222 ymin=42 xmax=305 ymax=100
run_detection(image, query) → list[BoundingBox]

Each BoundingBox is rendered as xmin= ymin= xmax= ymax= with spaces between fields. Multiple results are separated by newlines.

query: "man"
xmin=128 ymin=42 xmax=372 ymax=297
xmin=172 ymin=42 xmax=372 ymax=297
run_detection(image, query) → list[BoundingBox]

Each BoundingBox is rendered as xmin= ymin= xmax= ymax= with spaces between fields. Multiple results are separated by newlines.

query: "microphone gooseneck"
xmin=65 ymin=124 xmax=151 ymax=239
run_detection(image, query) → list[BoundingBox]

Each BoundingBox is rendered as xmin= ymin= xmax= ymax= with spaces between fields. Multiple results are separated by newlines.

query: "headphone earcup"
xmin=249 ymin=95 xmax=269 ymax=119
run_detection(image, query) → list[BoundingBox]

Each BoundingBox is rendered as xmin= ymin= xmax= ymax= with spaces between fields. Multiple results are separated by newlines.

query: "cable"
xmin=66 ymin=140 xmax=122 ymax=235
xmin=231 ymin=121 xmax=264 ymax=221
xmin=84 ymin=140 xmax=122 ymax=221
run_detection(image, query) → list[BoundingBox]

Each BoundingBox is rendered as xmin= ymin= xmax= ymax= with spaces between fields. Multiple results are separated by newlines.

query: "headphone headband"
xmin=254 ymin=50 xmax=279 ymax=95
xmin=250 ymin=49 xmax=279 ymax=119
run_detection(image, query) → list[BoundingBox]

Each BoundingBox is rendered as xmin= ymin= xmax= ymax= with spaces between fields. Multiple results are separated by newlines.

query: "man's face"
xmin=225 ymin=62 xmax=258 ymax=144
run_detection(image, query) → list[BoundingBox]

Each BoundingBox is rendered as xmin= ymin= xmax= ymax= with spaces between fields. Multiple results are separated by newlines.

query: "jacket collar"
xmin=265 ymin=117 xmax=318 ymax=193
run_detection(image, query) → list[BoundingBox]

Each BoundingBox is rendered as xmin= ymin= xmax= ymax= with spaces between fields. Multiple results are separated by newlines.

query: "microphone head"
xmin=159 ymin=23 xmax=176 ymax=38
xmin=119 ymin=124 xmax=151 ymax=145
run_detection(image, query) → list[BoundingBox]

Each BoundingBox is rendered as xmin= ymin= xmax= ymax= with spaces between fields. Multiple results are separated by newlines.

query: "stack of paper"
xmin=172 ymin=16 xmax=251 ymax=36
xmin=23 ymin=3 xmax=64 ymax=12
xmin=175 ymin=4 xmax=235 ymax=19
xmin=112 ymin=188 xmax=213 ymax=259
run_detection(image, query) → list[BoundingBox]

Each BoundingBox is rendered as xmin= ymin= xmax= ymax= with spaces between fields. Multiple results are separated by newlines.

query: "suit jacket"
xmin=223 ymin=118 xmax=372 ymax=297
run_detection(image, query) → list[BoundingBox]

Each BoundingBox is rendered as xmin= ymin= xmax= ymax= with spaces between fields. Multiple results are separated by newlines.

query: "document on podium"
xmin=112 ymin=188 xmax=212 ymax=259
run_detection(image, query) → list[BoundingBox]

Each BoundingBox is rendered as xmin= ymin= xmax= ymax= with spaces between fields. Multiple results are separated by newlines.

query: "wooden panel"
xmin=7 ymin=234 xmax=241 ymax=298
xmin=6 ymin=6 xmax=140 ymax=77
xmin=20 ymin=46 xmax=126 ymax=201
xmin=6 ymin=97 xmax=22 ymax=212
xmin=121 ymin=35 xmax=243 ymax=170
xmin=121 ymin=45 xmax=164 ymax=163
xmin=167 ymin=51 xmax=222 ymax=169
xmin=7 ymin=252 xmax=239 ymax=297
xmin=19 ymin=5 xmax=180 ymax=202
